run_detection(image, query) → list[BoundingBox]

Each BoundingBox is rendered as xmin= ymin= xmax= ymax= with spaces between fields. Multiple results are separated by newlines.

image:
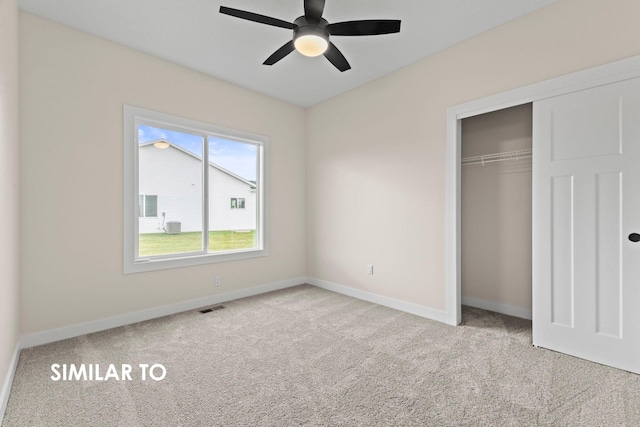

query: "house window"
xmin=139 ymin=195 xmax=158 ymax=217
xmin=231 ymin=198 xmax=245 ymax=209
xmin=124 ymin=105 xmax=269 ymax=273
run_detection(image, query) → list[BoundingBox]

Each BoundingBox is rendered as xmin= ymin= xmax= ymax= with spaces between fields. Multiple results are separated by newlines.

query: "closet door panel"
xmin=533 ymin=77 xmax=640 ymax=374
xmin=595 ymin=171 xmax=622 ymax=338
xmin=550 ymin=175 xmax=574 ymax=328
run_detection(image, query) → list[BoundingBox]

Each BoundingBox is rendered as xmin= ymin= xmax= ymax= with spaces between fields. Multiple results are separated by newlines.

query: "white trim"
xmin=308 ymin=277 xmax=447 ymax=323
xmin=0 ymin=344 xmax=20 ymax=424
xmin=461 ymin=296 xmax=532 ymax=320
xmin=19 ymin=277 xmax=305 ymax=349
xmin=446 ymin=54 xmax=640 ymax=326
xmin=445 ymin=110 xmax=462 ymax=326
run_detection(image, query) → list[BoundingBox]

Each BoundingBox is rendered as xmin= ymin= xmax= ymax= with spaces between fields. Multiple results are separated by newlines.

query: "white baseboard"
xmin=19 ymin=277 xmax=305 ymax=349
xmin=307 ymin=277 xmax=447 ymax=323
xmin=0 ymin=343 xmax=20 ymax=425
xmin=461 ymin=296 xmax=532 ymax=320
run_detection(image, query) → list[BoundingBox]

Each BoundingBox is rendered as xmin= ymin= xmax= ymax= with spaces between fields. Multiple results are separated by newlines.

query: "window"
xmin=139 ymin=195 xmax=158 ymax=217
xmin=231 ymin=198 xmax=245 ymax=209
xmin=124 ymin=106 xmax=268 ymax=273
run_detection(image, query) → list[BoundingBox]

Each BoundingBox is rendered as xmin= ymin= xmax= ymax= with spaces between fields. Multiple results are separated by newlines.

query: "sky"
xmin=138 ymin=124 xmax=258 ymax=181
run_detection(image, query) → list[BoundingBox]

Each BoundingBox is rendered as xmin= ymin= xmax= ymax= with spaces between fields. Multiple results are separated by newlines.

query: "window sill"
xmin=124 ymin=247 xmax=269 ymax=274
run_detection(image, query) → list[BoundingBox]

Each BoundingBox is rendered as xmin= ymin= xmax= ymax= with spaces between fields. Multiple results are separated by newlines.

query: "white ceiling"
xmin=18 ymin=0 xmax=557 ymax=108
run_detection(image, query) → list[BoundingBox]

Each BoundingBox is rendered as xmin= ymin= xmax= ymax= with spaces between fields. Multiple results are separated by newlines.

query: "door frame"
xmin=445 ymin=54 xmax=640 ymax=325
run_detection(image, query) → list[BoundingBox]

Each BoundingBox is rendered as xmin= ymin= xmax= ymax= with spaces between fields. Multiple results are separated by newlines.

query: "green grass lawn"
xmin=139 ymin=230 xmax=256 ymax=257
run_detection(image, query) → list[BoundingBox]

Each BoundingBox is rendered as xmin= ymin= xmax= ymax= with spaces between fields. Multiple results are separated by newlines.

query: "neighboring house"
xmin=138 ymin=140 xmax=256 ymax=234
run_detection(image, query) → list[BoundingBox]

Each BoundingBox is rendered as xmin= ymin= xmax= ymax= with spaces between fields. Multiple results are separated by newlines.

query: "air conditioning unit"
xmin=165 ymin=221 xmax=181 ymax=234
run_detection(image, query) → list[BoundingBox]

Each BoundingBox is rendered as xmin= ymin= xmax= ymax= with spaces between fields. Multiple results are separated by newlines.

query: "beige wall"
xmin=306 ymin=0 xmax=640 ymax=311
xmin=0 ymin=0 xmax=20 ymax=398
xmin=461 ymin=105 xmax=532 ymax=309
xmin=19 ymin=13 xmax=306 ymax=335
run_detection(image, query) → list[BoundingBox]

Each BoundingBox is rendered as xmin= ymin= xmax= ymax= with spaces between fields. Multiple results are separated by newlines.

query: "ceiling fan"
xmin=219 ymin=0 xmax=401 ymax=72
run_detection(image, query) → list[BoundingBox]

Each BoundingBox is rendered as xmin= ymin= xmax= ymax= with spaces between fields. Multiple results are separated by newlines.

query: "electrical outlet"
xmin=214 ymin=276 xmax=222 ymax=287
xmin=367 ymin=264 xmax=374 ymax=275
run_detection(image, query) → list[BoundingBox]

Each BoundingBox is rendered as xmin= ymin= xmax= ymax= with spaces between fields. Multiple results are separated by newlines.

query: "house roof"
xmin=140 ymin=140 xmax=256 ymax=189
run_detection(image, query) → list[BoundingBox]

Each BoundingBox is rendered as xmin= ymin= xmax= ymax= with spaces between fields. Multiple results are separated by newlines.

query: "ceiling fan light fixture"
xmin=294 ymin=34 xmax=328 ymax=57
xmin=293 ymin=24 xmax=329 ymax=57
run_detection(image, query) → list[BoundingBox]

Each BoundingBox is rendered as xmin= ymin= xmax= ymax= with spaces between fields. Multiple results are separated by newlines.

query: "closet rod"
xmin=461 ymin=149 xmax=532 ymax=166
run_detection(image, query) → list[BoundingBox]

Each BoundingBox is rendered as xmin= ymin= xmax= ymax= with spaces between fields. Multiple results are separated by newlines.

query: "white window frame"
xmin=123 ymin=105 xmax=269 ymax=274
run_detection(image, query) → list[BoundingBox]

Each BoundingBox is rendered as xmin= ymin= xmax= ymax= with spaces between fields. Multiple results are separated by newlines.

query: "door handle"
xmin=629 ymin=233 xmax=640 ymax=242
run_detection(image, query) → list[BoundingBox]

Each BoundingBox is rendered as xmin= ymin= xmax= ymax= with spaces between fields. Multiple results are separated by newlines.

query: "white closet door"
xmin=533 ymin=77 xmax=640 ymax=374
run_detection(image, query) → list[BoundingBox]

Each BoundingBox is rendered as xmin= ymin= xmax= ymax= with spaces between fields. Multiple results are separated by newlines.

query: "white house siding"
xmin=138 ymin=144 xmax=256 ymax=234
xmin=209 ymin=169 xmax=257 ymax=231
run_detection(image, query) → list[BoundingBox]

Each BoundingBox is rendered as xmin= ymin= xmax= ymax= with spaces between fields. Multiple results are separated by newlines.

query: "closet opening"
xmin=460 ymin=103 xmax=533 ymax=323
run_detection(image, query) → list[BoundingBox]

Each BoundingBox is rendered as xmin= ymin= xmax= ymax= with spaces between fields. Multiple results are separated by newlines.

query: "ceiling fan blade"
xmin=327 ymin=20 xmax=401 ymax=36
xmin=220 ymin=6 xmax=295 ymax=30
xmin=323 ymin=42 xmax=351 ymax=72
xmin=263 ymin=40 xmax=296 ymax=66
xmin=304 ymin=0 xmax=325 ymax=21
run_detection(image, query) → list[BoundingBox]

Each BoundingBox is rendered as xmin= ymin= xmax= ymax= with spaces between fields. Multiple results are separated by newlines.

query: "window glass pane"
xmin=145 ymin=195 xmax=158 ymax=217
xmin=208 ymin=136 xmax=258 ymax=253
xmin=138 ymin=124 xmax=204 ymax=257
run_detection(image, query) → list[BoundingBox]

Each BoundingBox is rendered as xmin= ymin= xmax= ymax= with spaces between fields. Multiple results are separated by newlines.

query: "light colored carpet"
xmin=3 ymin=284 xmax=640 ymax=426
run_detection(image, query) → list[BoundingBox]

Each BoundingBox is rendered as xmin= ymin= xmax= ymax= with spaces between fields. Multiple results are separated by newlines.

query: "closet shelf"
xmin=462 ymin=149 xmax=532 ymax=166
